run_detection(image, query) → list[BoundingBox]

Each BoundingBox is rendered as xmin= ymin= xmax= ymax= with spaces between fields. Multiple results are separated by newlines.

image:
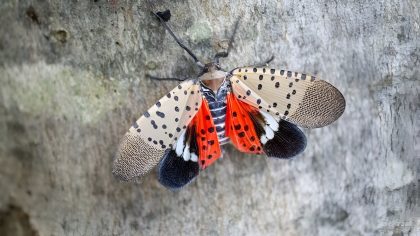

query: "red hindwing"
xmin=225 ymin=93 xmax=264 ymax=154
xmin=189 ymin=98 xmax=222 ymax=169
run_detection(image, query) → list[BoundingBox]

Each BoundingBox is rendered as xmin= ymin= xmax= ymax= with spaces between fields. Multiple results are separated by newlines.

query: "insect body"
xmin=200 ymin=79 xmax=230 ymax=146
xmin=112 ymin=10 xmax=346 ymax=190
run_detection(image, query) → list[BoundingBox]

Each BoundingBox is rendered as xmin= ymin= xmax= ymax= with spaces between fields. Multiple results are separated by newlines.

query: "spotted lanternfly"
xmin=112 ymin=10 xmax=346 ymax=190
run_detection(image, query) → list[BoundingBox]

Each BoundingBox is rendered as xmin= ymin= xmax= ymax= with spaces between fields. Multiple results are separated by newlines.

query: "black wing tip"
xmin=263 ymin=121 xmax=307 ymax=159
xmin=157 ymin=150 xmax=200 ymax=190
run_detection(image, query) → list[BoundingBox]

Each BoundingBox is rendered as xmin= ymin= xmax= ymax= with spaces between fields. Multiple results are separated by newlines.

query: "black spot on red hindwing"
xmin=225 ymin=93 xmax=263 ymax=155
xmin=189 ymin=99 xmax=221 ymax=169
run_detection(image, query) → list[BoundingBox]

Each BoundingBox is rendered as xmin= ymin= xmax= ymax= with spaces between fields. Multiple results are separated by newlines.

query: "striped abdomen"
xmin=200 ymin=79 xmax=231 ymax=146
xmin=208 ymin=100 xmax=229 ymax=145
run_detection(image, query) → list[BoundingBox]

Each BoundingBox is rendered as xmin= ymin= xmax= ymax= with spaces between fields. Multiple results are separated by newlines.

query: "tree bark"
xmin=0 ymin=0 xmax=419 ymax=235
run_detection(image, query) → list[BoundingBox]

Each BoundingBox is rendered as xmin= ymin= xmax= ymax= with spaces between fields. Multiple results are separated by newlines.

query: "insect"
xmin=112 ymin=10 xmax=345 ymax=190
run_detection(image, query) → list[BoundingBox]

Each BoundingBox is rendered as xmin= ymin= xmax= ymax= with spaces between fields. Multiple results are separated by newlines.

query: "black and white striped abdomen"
xmin=208 ymin=100 xmax=229 ymax=145
xmin=200 ymin=79 xmax=231 ymax=146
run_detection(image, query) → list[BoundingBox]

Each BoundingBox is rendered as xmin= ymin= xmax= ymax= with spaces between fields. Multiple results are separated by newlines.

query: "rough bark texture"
xmin=0 ymin=0 xmax=419 ymax=235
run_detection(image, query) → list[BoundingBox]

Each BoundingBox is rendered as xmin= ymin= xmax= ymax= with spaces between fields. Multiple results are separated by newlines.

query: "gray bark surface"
xmin=0 ymin=0 xmax=419 ymax=235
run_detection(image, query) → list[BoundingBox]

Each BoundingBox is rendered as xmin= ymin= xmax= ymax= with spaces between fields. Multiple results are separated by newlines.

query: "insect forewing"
xmin=230 ymin=68 xmax=345 ymax=128
xmin=113 ymin=80 xmax=202 ymax=181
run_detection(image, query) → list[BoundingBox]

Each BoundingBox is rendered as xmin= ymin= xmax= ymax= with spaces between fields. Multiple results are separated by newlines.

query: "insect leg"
xmin=152 ymin=11 xmax=204 ymax=69
xmin=214 ymin=18 xmax=241 ymax=63
xmin=146 ymin=74 xmax=189 ymax=81
xmin=253 ymin=55 xmax=275 ymax=67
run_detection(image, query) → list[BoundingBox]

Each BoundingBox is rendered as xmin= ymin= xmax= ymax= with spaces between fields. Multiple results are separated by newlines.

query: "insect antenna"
xmin=153 ymin=10 xmax=204 ymax=69
xmin=214 ymin=18 xmax=241 ymax=64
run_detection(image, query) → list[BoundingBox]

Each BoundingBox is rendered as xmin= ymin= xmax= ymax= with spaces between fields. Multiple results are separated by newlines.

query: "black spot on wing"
xmin=156 ymin=111 xmax=165 ymax=118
